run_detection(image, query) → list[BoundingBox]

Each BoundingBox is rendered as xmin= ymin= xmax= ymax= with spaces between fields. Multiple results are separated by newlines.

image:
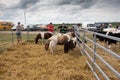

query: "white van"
xmin=82 ymin=22 xmax=96 ymax=31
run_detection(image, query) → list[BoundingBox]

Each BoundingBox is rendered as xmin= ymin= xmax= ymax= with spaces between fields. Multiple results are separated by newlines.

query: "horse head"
xmin=44 ymin=39 xmax=51 ymax=50
xmin=71 ymin=32 xmax=76 ymax=37
xmin=45 ymin=43 xmax=49 ymax=50
xmin=35 ymin=33 xmax=41 ymax=44
xmin=65 ymin=32 xmax=76 ymax=38
xmin=35 ymin=32 xmax=53 ymax=44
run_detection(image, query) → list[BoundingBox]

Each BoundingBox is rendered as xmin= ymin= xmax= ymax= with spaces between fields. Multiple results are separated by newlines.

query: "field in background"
xmin=0 ymin=31 xmax=38 ymax=52
xmin=109 ymin=22 xmax=120 ymax=28
xmin=53 ymin=22 xmax=120 ymax=29
xmin=0 ymin=22 xmax=119 ymax=31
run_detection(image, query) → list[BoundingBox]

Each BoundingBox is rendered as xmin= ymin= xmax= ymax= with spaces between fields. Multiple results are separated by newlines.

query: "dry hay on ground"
xmin=0 ymin=42 xmax=95 ymax=80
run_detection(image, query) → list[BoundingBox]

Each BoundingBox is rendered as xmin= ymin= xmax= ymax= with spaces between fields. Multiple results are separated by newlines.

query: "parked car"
xmin=86 ymin=24 xmax=96 ymax=31
xmin=38 ymin=24 xmax=48 ymax=31
xmin=95 ymin=23 xmax=109 ymax=31
xmin=11 ymin=25 xmax=16 ymax=31
xmin=24 ymin=25 xmax=40 ymax=31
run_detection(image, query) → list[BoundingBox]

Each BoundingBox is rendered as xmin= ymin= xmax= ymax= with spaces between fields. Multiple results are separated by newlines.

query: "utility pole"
xmin=24 ymin=12 xmax=26 ymax=26
xmin=24 ymin=11 xmax=29 ymax=41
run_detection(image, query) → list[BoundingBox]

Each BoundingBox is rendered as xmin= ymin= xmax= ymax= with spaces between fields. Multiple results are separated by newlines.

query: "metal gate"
xmin=74 ymin=27 xmax=120 ymax=80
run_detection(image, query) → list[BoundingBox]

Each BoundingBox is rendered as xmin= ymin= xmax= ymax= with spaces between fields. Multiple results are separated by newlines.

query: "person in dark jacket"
xmin=58 ymin=23 xmax=68 ymax=33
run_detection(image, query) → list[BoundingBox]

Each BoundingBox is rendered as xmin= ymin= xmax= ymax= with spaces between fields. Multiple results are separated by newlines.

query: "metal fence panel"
xmin=73 ymin=27 xmax=120 ymax=80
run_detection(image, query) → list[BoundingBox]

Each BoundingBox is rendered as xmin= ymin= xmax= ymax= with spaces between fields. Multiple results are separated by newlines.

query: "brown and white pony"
xmin=45 ymin=32 xmax=76 ymax=54
xmin=35 ymin=32 xmax=53 ymax=44
xmin=45 ymin=34 xmax=59 ymax=54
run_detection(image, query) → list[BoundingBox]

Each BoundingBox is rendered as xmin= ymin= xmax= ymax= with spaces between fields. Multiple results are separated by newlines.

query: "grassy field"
xmin=109 ymin=22 xmax=120 ymax=28
xmin=53 ymin=22 xmax=119 ymax=29
xmin=0 ymin=32 xmax=37 ymax=52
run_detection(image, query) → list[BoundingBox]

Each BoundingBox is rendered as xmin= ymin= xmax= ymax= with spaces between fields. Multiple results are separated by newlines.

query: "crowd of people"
xmin=15 ymin=21 xmax=120 ymax=44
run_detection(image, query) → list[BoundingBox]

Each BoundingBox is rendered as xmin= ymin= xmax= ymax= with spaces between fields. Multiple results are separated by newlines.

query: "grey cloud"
xmin=0 ymin=3 xmax=6 ymax=10
xmin=80 ymin=0 xmax=94 ymax=9
xmin=55 ymin=0 xmax=96 ymax=9
xmin=94 ymin=0 xmax=120 ymax=8
xmin=0 ymin=0 xmax=120 ymax=24
xmin=0 ymin=9 xmax=20 ymax=20
xmin=105 ymin=0 xmax=120 ymax=7
xmin=56 ymin=0 xmax=84 ymax=5
xmin=14 ymin=0 xmax=40 ymax=9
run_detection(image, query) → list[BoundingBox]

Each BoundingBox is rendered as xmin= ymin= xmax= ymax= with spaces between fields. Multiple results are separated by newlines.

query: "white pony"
xmin=103 ymin=28 xmax=120 ymax=35
xmin=103 ymin=28 xmax=120 ymax=49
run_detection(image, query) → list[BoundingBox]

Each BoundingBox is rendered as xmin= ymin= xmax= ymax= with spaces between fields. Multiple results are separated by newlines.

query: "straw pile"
xmin=0 ymin=42 xmax=95 ymax=80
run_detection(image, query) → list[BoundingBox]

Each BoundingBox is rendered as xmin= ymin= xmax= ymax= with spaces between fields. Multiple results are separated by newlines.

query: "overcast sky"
xmin=0 ymin=0 xmax=120 ymax=25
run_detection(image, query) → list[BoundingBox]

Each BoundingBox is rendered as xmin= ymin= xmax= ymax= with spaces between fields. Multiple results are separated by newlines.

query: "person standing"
xmin=73 ymin=24 xmax=80 ymax=39
xmin=16 ymin=22 xmax=24 ymax=44
xmin=108 ymin=24 xmax=112 ymax=28
xmin=100 ymin=23 xmax=105 ymax=31
xmin=73 ymin=24 xmax=86 ymax=43
xmin=47 ymin=22 xmax=54 ymax=34
xmin=116 ymin=23 xmax=120 ymax=30
xmin=72 ymin=24 xmax=81 ymax=32
xmin=58 ymin=23 xmax=68 ymax=33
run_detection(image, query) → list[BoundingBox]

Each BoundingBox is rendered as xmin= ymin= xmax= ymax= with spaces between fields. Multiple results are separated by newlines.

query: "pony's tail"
xmin=35 ymin=34 xmax=40 ymax=44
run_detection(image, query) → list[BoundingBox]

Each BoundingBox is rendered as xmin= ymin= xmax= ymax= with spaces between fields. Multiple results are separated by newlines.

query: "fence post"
xmin=11 ymin=30 xmax=14 ymax=46
xmin=27 ymin=26 xmax=29 ymax=41
xmin=93 ymin=33 xmax=96 ymax=71
xmin=82 ymin=30 xmax=86 ymax=54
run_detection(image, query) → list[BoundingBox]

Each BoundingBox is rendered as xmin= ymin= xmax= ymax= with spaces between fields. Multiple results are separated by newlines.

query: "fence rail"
xmin=0 ymin=30 xmax=28 ymax=51
xmin=0 ymin=30 xmax=14 ymax=51
xmin=0 ymin=29 xmax=48 ymax=52
xmin=74 ymin=27 xmax=120 ymax=80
